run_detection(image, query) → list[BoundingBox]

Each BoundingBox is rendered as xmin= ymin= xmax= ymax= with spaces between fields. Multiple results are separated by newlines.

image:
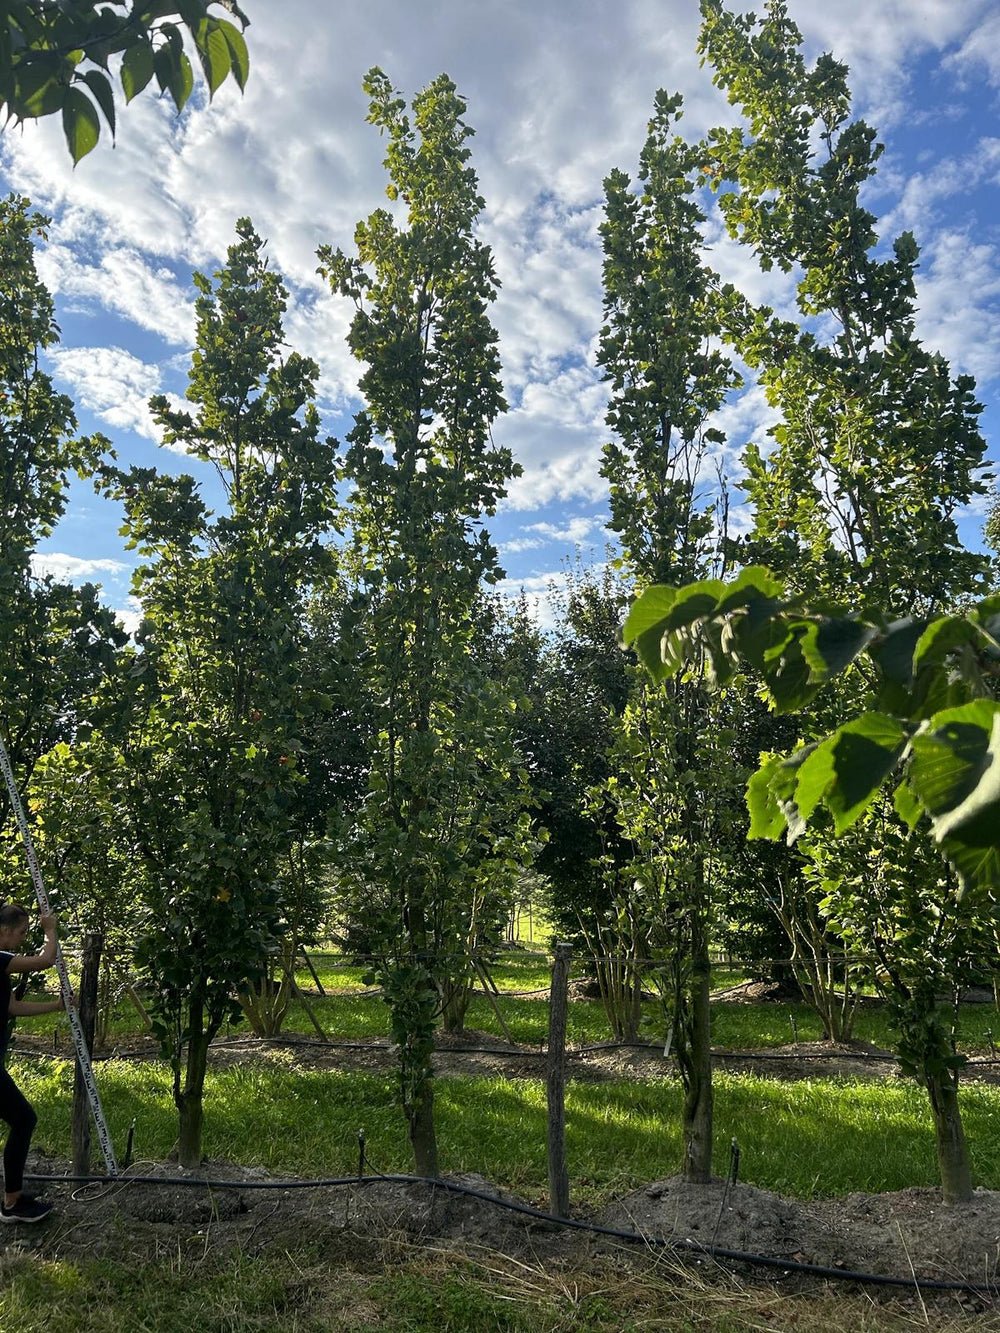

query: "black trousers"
xmin=0 ymin=1065 xmax=36 ymax=1194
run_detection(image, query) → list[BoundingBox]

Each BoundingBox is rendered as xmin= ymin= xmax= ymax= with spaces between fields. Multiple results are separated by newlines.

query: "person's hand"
xmin=39 ymin=913 xmax=58 ymax=937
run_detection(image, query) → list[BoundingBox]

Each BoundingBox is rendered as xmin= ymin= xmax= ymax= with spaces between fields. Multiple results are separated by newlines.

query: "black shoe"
xmin=0 ymin=1196 xmax=53 ymax=1223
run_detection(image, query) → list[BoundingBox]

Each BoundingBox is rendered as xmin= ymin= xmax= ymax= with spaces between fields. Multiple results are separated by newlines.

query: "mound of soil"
xmin=593 ymin=1176 xmax=1000 ymax=1285
xmin=9 ymin=1151 xmax=1000 ymax=1296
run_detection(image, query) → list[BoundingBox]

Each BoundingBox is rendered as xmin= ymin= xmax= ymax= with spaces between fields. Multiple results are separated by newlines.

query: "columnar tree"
xmin=318 ymin=69 xmax=531 ymax=1175
xmin=0 ymin=193 xmax=125 ymax=898
xmin=693 ymin=0 xmax=993 ymax=1049
xmin=625 ymin=570 xmax=1000 ymax=1203
xmin=596 ymin=92 xmax=740 ymax=1180
xmin=96 ymin=219 xmax=339 ymax=1165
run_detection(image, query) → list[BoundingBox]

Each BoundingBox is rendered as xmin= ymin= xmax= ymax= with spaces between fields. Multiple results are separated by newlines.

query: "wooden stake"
xmin=547 ymin=942 xmax=572 ymax=1218
xmin=72 ymin=933 xmax=102 ymax=1176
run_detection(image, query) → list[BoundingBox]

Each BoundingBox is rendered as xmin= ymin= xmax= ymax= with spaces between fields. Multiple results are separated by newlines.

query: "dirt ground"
xmin=8 ymin=1025 xmax=1000 ymax=1310
xmin=8 ymin=1149 xmax=1000 ymax=1311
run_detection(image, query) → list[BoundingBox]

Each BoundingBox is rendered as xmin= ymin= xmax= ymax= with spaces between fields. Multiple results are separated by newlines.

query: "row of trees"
xmin=2 ymin=1 xmax=998 ymax=1201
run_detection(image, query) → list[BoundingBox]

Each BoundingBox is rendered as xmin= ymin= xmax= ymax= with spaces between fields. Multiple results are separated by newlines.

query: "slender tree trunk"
xmin=682 ymin=904 xmax=713 ymax=1183
xmin=175 ymin=1001 xmax=212 ymax=1169
xmin=407 ymin=1067 xmax=439 ymax=1177
xmin=923 ymin=1071 xmax=973 ymax=1205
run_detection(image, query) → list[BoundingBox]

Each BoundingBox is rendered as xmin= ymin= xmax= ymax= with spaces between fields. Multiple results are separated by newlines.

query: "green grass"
xmin=0 ymin=1246 xmax=948 ymax=1333
xmin=14 ymin=1055 xmax=1000 ymax=1202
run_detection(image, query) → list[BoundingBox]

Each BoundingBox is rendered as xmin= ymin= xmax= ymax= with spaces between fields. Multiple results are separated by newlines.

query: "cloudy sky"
xmin=3 ymin=0 xmax=999 ymax=628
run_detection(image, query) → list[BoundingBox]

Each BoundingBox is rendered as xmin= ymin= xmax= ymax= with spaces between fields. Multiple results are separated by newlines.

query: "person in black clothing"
xmin=0 ymin=903 xmax=65 ymax=1223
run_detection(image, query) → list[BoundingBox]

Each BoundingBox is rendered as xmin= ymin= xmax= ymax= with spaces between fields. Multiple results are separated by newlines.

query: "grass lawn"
xmin=14 ymin=1056 xmax=1000 ymax=1202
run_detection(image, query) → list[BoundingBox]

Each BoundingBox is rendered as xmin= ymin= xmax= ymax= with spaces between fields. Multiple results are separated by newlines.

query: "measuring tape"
xmin=0 ymin=732 xmax=118 ymax=1176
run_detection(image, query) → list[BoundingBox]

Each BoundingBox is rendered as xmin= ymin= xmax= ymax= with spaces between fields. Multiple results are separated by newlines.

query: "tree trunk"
xmin=924 ymin=1070 xmax=973 ymax=1205
xmin=175 ymin=1010 xmax=211 ymax=1170
xmin=71 ymin=932 xmax=102 ymax=1176
xmin=440 ymin=978 xmax=472 ymax=1033
xmin=682 ymin=909 xmax=713 ymax=1183
xmin=407 ymin=1074 xmax=439 ymax=1177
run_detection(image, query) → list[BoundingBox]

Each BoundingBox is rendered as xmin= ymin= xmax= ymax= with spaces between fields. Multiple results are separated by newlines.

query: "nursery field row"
xmin=15 ymin=1056 xmax=1000 ymax=1203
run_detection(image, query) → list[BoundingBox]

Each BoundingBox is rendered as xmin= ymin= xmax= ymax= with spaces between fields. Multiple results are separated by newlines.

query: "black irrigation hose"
xmin=22 ymin=1167 xmax=1000 ymax=1298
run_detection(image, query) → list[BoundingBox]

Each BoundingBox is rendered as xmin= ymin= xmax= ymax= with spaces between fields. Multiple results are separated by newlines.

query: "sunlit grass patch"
xmin=15 ymin=1057 xmax=1000 ymax=1203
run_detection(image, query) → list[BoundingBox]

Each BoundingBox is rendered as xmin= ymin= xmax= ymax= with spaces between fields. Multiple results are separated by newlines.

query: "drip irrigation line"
xmin=22 ymin=1167 xmax=999 ymax=1297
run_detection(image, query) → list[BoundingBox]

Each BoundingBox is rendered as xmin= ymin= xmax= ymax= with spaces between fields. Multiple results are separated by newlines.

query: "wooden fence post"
xmin=71 ymin=932 xmax=102 ymax=1176
xmin=547 ymin=941 xmax=572 ymax=1218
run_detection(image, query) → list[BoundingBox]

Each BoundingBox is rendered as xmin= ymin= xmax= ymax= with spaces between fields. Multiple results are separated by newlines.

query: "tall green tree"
xmin=1 ymin=1 xmax=250 ymax=162
xmin=318 ymin=68 xmax=531 ymax=1176
xmin=699 ymin=0 xmax=991 ymax=614
xmin=696 ymin=0 xmax=992 ymax=1032
xmin=596 ymin=90 xmax=740 ymax=1181
xmin=0 ymin=193 xmax=125 ymax=900
xmin=94 ymin=218 xmax=339 ymax=1166
xmin=625 ymin=568 xmax=1000 ymax=1204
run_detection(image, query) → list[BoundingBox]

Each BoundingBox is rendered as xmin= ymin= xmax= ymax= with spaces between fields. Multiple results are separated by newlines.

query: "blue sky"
xmin=2 ymin=0 xmax=999 ymax=630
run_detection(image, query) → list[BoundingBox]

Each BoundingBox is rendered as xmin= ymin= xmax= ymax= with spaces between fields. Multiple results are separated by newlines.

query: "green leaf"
xmin=800 ymin=713 xmax=907 ymax=835
xmin=714 ymin=565 xmax=784 ymax=613
xmin=81 ymin=68 xmax=115 ymax=135
xmin=909 ymin=701 xmax=1000 ymax=850
xmin=16 ymin=60 xmax=66 ymax=118
xmin=197 ymin=22 xmax=231 ymax=97
xmin=799 ymin=616 xmax=877 ymax=680
xmin=622 ymin=585 xmax=678 ymax=646
xmin=762 ymin=631 xmax=817 ymax=713
xmin=912 ymin=616 xmax=977 ymax=675
xmin=217 ymin=18 xmax=249 ymax=91
xmin=62 ymin=87 xmax=100 ymax=163
xmin=121 ymin=40 xmax=154 ymax=103
xmin=893 ymin=778 xmax=923 ymax=831
xmin=173 ymin=50 xmax=194 ymax=111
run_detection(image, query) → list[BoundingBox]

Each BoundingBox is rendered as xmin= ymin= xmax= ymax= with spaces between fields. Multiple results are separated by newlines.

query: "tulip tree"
xmin=0 ymin=193 xmax=125 ymax=896
xmin=596 ymin=90 xmax=740 ymax=1181
xmin=318 ymin=69 xmax=531 ymax=1176
xmin=95 ymin=218 xmax=339 ymax=1166
xmin=625 ymin=568 xmax=1000 ymax=1203
xmin=691 ymin=0 xmax=994 ymax=1047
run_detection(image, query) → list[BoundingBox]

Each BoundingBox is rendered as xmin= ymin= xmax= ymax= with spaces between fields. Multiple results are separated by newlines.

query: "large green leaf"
xmin=62 ymin=86 xmax=100 ymax=163
xmin=800 ymin=713 xmax=907 ymax=835
xmin=909 ymin=701 xmax=1000 ymax=893
xmin=799 ymin=616 xmax=877 ymax=680
xmin=912 ymin=616 xmax=977 ymax=674
xmin=120 ymin=39 xmax=154 ymax=103
xmin=197 ymin=22 xmax=231 ymax=97
xmin=622 ymin=585 xmax=678 ymax=645
xmin=217 ymin=18 xmax=249 ymax=91
xmin=714 ymin=565 xmax=784 ymax=613
xmin=81 ymin=68 xmax=115 ymax=135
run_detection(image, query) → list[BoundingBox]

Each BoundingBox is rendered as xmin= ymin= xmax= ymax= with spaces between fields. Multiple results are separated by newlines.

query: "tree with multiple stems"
xmin=93 ymin=219 xmax=339 ymax=1165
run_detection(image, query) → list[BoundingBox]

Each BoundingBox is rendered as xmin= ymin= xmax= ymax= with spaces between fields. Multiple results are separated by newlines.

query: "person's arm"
xmin=4 ymin=914 xmax=59 ymax=974
xmin=9 ymin=995 xmax=65 ymax=1016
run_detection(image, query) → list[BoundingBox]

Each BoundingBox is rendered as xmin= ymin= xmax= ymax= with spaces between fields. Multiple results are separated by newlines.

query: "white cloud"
xmin=914 ymin=230 xmax=1000 ymax=386
xmin=30 ymin=552 xmax=128 ymax=582
xmin=110 ymin=596 xmax=143 ymax=637
xmin=46 ymin=346 xmax=186 ymax=446
xmin=36 ymin=241 xmax=196 ymax=347
xmin=944 ymin=9 xmax=1000 ymax=87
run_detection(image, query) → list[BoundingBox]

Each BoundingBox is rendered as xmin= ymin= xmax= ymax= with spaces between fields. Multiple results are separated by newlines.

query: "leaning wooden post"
xmin=71 ymin=932 xmax=102 ymax=1175
xmin=547 ymin=942 xmax=572 ymax=1218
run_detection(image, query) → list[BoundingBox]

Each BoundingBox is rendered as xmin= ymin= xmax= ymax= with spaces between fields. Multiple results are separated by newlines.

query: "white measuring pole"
xmin=0 ymin=732 xmax=118 ymax=1175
